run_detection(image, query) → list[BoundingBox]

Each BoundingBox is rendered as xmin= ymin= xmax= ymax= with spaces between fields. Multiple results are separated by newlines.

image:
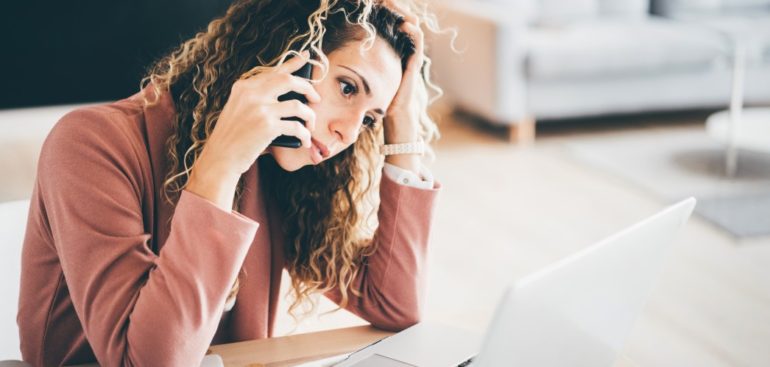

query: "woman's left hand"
xmin=381 ymin=0 xmax=424 ymax=145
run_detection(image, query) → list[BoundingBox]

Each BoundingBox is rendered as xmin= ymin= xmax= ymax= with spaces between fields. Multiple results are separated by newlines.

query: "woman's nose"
xmin=329 ymin=113 xmax=363 ymax=145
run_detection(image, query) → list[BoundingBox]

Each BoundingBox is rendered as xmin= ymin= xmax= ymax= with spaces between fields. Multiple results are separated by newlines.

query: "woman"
xmin=18 ymin=0 xmax=442 ymax=365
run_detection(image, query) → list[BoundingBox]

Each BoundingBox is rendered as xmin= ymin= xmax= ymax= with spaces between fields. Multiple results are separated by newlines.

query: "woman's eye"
xmin=339 ymin=80 xmax=357 ymax=96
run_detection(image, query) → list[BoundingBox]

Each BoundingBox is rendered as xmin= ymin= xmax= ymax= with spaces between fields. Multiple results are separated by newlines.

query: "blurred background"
xmin=1 ymin=0 xmax=769 ymax=366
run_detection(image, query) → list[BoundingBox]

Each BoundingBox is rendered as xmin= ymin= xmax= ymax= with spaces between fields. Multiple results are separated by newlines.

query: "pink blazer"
xmin=17 ymin=88 xmax=440 ymax=366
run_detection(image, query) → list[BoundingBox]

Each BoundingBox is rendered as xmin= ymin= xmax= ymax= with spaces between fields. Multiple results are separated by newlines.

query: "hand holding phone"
xmin=270 ymin=61 xmax=313 ymax=148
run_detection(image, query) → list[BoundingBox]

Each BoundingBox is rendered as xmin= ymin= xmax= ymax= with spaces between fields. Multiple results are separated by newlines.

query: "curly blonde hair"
xmin=141 ymin=0 xmax=443 ymax=319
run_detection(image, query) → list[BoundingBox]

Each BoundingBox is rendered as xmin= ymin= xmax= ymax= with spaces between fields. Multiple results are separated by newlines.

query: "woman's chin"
xmin=268 ymin=147 xmax=312 ymax=172
xmin=283 ymin=163 xmax=308 ymax=172
xmin=275 ymin=156 xmax=311 ymax=172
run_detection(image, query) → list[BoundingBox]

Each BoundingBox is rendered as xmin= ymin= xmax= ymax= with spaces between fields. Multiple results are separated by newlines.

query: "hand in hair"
xmin=380 ymin=0 xmax=424 ymax=143
xmin=187 ymin=51 xmax=321 ymax=210
xmin=380 ymin=0 xmax=425 ymax=173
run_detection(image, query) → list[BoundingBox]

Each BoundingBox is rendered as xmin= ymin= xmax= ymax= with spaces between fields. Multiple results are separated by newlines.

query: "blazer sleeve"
xmin=36 ymin=108 xmax=258 ymax=366
xmin=324 ymin=169 xmax=441 ymax=331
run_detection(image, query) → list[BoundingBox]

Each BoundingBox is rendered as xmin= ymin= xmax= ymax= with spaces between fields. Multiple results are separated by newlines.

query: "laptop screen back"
xmin=473 ymin=198 xmax=695 ymax=367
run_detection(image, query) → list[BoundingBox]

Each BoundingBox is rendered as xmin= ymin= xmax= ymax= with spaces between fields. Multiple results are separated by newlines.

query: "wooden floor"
xmin=272 ymin=111 xmax=770 ymax=367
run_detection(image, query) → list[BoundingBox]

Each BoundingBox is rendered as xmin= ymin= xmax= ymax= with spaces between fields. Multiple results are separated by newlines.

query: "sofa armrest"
xmin=428 ymin=0 xmax=530 ymax=123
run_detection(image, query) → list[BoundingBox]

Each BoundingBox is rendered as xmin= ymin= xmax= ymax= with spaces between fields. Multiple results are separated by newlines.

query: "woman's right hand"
xmin=187 ymin=51 xmax=320 ymax=210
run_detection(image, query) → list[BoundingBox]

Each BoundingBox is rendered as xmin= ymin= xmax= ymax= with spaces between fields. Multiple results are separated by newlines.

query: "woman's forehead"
xmin=328 ymin=38 xmax=402 ymax=103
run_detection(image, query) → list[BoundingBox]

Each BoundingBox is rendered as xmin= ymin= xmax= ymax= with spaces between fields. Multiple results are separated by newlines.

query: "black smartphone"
xmin=270 ymin=61 xmax=313 ymax=148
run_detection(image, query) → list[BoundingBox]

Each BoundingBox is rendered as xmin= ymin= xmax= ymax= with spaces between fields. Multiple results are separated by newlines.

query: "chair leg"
xmin=508 ymin=117 xmax=536 ymax=144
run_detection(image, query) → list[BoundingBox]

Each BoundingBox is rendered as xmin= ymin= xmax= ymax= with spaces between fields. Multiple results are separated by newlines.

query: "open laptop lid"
xmin=473 ymin=198 xmax=695 ymax=367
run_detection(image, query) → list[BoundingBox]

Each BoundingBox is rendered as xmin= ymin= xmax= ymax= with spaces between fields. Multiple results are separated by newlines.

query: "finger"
xmin=265 ymin=73 xmax=321 ymax=103
xmin=276 ymin=120 xmax=312 ymax=148
xmin=401 ymin=11 xmax=420 ymax=26
xmin=284 ymin=75 xmax=321 ymax=103
xmin=278 ymin=50 xmax=311 ymax=74
xmin=401 ymin=22 xmax=424 ymax=48
xmin=380 ymin=0 xmax=396 ymax=10
xmin=275 ymin=100 xmax=317 ymax=132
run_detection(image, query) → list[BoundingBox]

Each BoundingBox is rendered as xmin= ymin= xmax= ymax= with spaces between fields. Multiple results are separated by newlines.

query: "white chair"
xmin=0 ymin=103 xmax=96 ymax=202
xmin=0 ymin=200 xmax=30 ymax=362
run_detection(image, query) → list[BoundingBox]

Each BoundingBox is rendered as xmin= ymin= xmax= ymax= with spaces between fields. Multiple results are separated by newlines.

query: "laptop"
xmin=334 ymin=198 xmax=696 ymax=367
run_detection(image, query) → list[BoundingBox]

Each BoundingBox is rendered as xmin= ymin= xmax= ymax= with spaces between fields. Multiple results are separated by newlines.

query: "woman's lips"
xmin=309 ymin=144 xmax=323 ymax=164
xmin=311 ymin=138 xmax=330 ymax=157
xmin=310 ymin=138 xmax=330 ymax=164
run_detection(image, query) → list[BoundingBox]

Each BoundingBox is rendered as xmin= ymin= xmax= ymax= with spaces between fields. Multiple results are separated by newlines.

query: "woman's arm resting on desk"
xmin=325 ymin=166 xmax=440 ymax=331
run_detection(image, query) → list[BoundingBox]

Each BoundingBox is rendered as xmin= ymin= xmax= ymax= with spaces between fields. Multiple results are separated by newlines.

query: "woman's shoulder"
xmin=49 ymin=97 xmax=145 ymax=145
xmin=39 ymin=96 xmax=151 ymax=183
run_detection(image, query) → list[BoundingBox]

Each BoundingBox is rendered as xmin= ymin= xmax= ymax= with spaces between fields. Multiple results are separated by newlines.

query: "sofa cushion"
xmin=478 ymin=0 xmax=652 ymax=24
xmin=526 ymin=18 xmax=728 ymax=80
xmin=598 ymin=0 xmax=651 ymax=19
xmin=676 ymin=13 xmax=770 ymax=65
xmin=536 ymin=0 xmax=600 ymax=26
xmin=721 ymin=0 xmax=770 ymax=9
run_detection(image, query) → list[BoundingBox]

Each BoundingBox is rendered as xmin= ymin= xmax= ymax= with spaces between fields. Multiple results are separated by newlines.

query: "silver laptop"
xmin=335 ymin=198 xmax=696 ymax=367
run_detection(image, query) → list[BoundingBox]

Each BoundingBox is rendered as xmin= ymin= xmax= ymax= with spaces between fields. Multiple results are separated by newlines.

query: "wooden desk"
xmin=209 ymin=326 xmax=639 ymax=367
xmin=208 ymin=326 xmax=393 ymax=367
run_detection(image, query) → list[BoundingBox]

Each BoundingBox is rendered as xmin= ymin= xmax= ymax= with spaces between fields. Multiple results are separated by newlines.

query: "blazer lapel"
xmin=136 ymin=87 xmax=177 ymax=254
xmin=230 ymin=161 xmax=275 ymax=341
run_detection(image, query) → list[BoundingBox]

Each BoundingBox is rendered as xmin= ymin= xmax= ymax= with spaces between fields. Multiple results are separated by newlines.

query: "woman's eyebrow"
xmin=341 ymin=65 xmax=371 ymax=96
xmin=340 ymin=65 xmax=385 ymax=117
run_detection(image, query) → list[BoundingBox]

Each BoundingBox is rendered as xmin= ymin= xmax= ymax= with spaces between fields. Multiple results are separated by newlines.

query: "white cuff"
xmin=224 ymin=296 xmax=236 ymax=312
xmin=383 ymin=163 xmax=435 ymax=190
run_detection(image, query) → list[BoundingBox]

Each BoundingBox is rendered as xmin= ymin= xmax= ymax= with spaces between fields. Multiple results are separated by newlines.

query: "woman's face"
xmin=267 ymin=36 xmax=403 ymax=171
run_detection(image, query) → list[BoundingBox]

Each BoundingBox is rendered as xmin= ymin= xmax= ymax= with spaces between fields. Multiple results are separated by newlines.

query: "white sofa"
xmin=429 ymin=0 xmax=770 ymax=142
xmin=652 ymin=0 xmax=770 ymax=64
